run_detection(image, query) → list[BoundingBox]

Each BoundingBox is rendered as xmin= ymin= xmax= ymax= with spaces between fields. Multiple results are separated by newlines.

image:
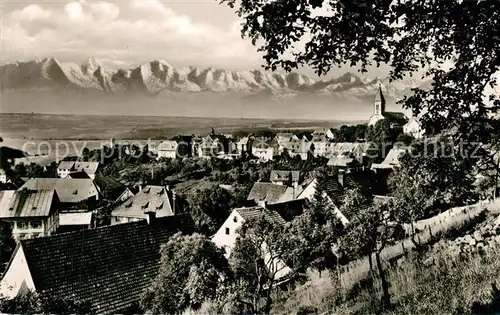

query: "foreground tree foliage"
xmin=187 ymin=186 xmax=237 ymax=235
xmin=389 ymin=140 xmax=479 ymax=224
xmin=340 ymin=202 xmax=401 ymax=308
xmin=228 ymin=216 xmax=290 ymax=315
xmin=286 ymin=170 xmax=345 ymax=273
xmin=0 ymin=291 xmax=92 ymax=315
xmin=221 ymin=0 xmax=500 ymax=169
xmin=140 ymin=233 xmax=231 ymax=314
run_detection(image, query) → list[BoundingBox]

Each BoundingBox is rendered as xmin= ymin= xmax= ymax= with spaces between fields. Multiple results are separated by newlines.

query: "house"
xmin=0 ymin=214 xmax=195 ymax=314
xmin=371 ymin=146 xmax=410 ymax=170
xmin=198 ymin=135 xmax=227 ymax=158
xmin=270 ymin=170 xmax=300 ymax=188
xmin=0 ymin=168 xmax=7 ymax=183
xmin=235 ymin=137 xmax=253 ymax=156
xmin=368 ymin=84 xmax=408 ymax=127
xmin=20 ymin=178 xmax=100 ymax=205
xmin=278 ymin=138 xmax=300 ymax=156
xmin=327 ymin=156 xmax=355 ymax=168
xmin=114 ymin=187 xmax=137 ymax=203
xmin=403 ymin=117 xmax=424 ymax=139
xmin=290 ymin=140 xmax=312 ymax=160
xmin=329 ymin=142 xmax=370 ymax=164
xmin=313 ymin=128 xmax=335 ymax=140
xmin=296 ymin=172 xmax=359 ymax=225
xmin=251 ymin=138 xmax=278 ymax=162
xmin=0 ymin=189 xmax=60 ymax=241
xmin=57 ymin=161 xmax=100 ymax=179
xmin=247 ymin=183 xmax=288 ymax=205
xmin=211 ymin=207 xmax=291 ymax=279
xmin=57 ymin=211 xmax=93 ymax=233
xmin=275 ymin=133 xmax=297 ymax=144
xmin=156 ymin=140 xmax=178 ymax=160
xmin=110 ymin=185 xmax=177 ymax=225
xmin=311 ymin=133 xmax=331 ymax=157
xmin=13 ymin=155 xmax=57 ymax=168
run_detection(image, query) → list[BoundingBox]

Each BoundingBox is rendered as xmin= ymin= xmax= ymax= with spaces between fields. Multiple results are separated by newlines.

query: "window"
xmin=225 ymin=227 xmax=230 ymax=235
xmin=17 ymin=221 xmax=28 ymax=229
xmin=31 ymin=221 xmax=42 ymax=229
xmin=18 ymin=233 xmax=27 ymax=240
xmin=233 ymin=216 xmax=238 ymax=223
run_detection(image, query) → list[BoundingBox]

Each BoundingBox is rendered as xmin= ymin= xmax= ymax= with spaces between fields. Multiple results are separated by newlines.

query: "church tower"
xmin=368 ymin=84 xmax=386 ymax=126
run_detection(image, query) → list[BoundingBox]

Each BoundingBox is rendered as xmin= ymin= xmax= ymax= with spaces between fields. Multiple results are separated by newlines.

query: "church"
xmin=368 ymin=84 xmax=409 ymax=127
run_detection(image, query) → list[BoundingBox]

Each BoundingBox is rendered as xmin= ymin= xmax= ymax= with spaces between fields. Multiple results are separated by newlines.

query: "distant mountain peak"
xmin=0 ymin=56 xmax=429 ymax=101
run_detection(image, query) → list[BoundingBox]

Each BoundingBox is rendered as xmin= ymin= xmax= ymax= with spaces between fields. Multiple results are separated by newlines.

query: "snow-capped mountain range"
xmin=1 ymin=57 xmax=427 ymax=96
xmin=0 ymin=57 xmax=429 ymax=119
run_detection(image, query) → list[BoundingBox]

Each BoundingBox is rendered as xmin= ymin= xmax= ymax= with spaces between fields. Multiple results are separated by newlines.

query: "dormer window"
xmin=32 ymin=206 xmax=37 ymax=210
xmin=73 ymin=189 xmax=78 ymax=195
xmin=141 ymin=202 xmax=149 ymax=209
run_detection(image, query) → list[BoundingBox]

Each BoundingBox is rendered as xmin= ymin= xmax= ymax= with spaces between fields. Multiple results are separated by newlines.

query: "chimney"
xmin=145 ymin=210 xmax=156 ymax=225
xmin=338 ymin=169 xmax=345 ymax=187
xmin=172 ymin=191 xmax=176 ymax=215
xmin=138 ymin=184 xmax=143 ymax=192
xmin=165 ymin=184 xmax=170 ymax=191
xmin=258 ymin=200 xmax=268 ymax=209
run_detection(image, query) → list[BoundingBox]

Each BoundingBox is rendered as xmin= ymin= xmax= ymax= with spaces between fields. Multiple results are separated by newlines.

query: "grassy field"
xmin=272 ymin=199 xmax=500 ymax=314
xmin=0 ymin=113 xmax=362 ymax=140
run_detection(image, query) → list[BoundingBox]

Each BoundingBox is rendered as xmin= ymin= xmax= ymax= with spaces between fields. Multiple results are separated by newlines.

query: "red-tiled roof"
xmin=19 ymin=214 xmax=195 ymax=314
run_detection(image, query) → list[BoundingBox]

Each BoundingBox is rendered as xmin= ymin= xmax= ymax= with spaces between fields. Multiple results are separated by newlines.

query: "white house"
xmin=251 ymin=138 xmax=277 ymax=162
xmin=0 ymin=189 xmax=60 ymax=241
xmin=270 ymin=170 xmax=300 ymax=188
xmin=57 ymin=161 xmax=100 ymax=179
xmin=313 ymin=128 xmax=335 ymax=140
xmin=157 ymin=141 xmax=178 ymax=159
xmin=371 ymin=146 xmax=410 ymax=170
xmin=0 ymin=168 xmax=7 ymax=183
xmin=403 ymin=117 xmax=424 ymax=139
xmin=311 ymin=134 xmax=331 ymax=157
xmin=211 ymin=207 xmax=291 ymax=280
xmin=235 ymin=137 xmax=252 ymax=156
xmin=296 ymin=177 xmax=350 ymax=226
xmin=110 ymin=185 xmax=176 ymax=225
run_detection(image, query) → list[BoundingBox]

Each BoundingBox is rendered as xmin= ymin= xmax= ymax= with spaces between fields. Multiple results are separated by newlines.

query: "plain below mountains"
xmin=0 ymin=57 xmax=429 ymax=120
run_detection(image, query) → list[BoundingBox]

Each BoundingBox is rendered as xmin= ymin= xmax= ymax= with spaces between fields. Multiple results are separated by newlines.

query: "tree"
xmin=0 ymin=220 xmax=15 ymax=270
xmin=187 ymin=185 xmax=236 ymax=235
xmin=140 ymin=233 xmax=231 ymax=314
xmin=389 ymin=140 xmax=478 ymax=220
xmin=286 ymin=171 xmax=345 ymax=273
xmin=340 ymin=202 xmax=399 ymax=308
xmin=228 ymin=216 xmax=290 ymax=314
xmin=221 ymin=0 xmax=500 ymax=170
xmin=0 ymin=290 xmax=92 ymax=315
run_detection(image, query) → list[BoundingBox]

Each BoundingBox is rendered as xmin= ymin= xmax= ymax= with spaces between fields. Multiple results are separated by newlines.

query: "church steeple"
xmin=373 ymin=83 xmax=386 ymax=115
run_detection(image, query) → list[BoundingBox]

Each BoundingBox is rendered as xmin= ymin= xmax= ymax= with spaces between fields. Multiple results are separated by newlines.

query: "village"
xmin=0 ymin=84 xmax=498 ymax=314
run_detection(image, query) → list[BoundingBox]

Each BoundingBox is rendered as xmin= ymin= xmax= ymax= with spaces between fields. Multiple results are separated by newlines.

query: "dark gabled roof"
xmin=247 ymin=183 xmax=288 ymax=204
xmin=235 ymin=207 xmax=286 ymax=225
xmin=20 ymin=214 xmax=195 ymax=315
xmin=383 ymin=111 xmax=408 ymax=123
xmin=66 ymin=171 xmax=91 ymax=179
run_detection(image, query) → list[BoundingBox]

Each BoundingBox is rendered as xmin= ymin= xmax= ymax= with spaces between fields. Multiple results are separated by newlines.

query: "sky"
xmin=0 ymin=0 xmax=390 ymax=78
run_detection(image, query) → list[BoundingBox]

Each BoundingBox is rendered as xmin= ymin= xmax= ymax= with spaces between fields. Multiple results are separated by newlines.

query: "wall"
xmin=0 ymin=246 xmax=35 ymax=298
xmin=211 ymin=211 xmax=244 ymax=257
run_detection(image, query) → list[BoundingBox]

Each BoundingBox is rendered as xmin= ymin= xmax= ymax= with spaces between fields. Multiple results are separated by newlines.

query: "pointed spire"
xmin=374 ymin=83 xmax=386 ymax=114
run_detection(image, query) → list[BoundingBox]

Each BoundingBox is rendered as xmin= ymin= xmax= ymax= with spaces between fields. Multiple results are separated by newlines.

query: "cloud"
xmin=1 ymin=1 xmax=262 ymax=68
